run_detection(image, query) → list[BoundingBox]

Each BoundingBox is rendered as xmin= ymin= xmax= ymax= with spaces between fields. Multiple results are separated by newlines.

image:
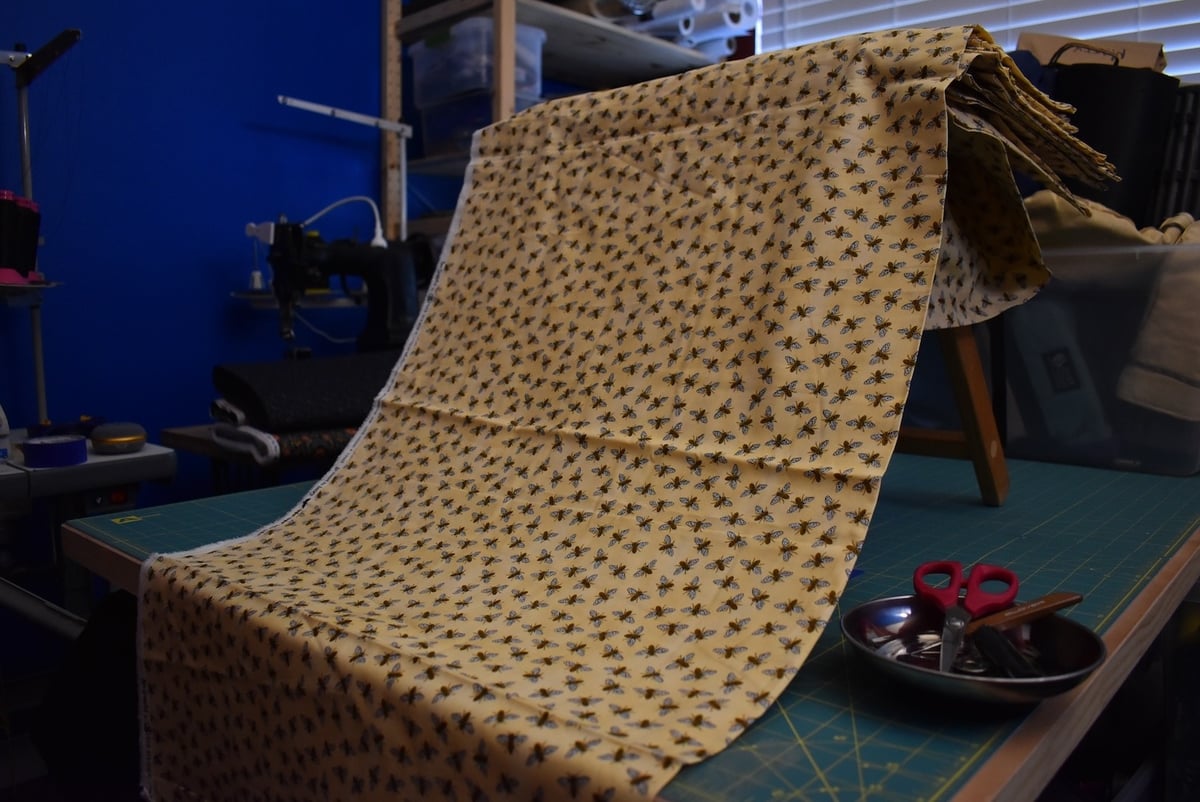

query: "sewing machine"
xmin=247 ymin=218 xmax=428 ymax=352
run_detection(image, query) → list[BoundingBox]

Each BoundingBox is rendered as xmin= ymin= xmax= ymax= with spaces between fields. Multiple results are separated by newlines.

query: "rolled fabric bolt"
xmin=634 ymin=16 xmax=693 ymax=38
xmin=693 ymin=36 xmax=736 ymax=59
xmin=686 ymin=0 xmax=759 ymax=43
xmin=561 ymin=0 xmax=642 ymax=23
xmin=629 ymin=0 xmax=704 ymax=29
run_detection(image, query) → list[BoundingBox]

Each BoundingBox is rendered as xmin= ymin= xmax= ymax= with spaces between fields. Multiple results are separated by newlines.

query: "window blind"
xmin=758 ymin=0 xmax=1200 ymax=84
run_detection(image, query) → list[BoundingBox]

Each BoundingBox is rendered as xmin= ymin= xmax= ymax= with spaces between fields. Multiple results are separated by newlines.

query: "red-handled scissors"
xmin=913 ymin=560 xmax=1019 ymax=673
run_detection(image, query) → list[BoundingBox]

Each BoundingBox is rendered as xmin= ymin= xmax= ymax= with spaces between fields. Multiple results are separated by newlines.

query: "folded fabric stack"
xmin=208 ymin=349 xmax=402 ymax=465
xmin=207 ymin=418 xmax=358 ymax=467
xmin=142 ymin=27 xmax=1114 ymax=802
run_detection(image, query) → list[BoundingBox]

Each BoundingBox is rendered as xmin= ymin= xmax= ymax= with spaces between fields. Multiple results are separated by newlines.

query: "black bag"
xmin=1027 ymin=42 xmax=1180 ymax=227
xmin=1051 ymin=43 xmax=1180 ymax=225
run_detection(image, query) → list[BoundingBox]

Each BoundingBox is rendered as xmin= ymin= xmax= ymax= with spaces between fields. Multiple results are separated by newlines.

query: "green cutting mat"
xmin=65 ymin=455 xmax=1200 ymax=800
xmin=67 ymin=481 xmax=313 ymax=561
xmin=666 ymin=454 xmax=1200 ymax=801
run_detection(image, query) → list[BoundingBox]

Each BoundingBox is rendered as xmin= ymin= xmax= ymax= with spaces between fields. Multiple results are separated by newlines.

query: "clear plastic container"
xmin=409 ymin=17 xmax=547 ymax=109
xmin=1003 ymin=244 xmax=1200 ymax=476
xmin=420 ymin=91 xmax=541 ymax=157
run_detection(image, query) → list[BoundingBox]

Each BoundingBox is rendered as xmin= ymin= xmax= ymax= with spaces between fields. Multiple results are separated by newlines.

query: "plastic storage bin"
xmin=409 ymin=17 xmax=547 ymax=109
xmin=1002 ymin=244 xmax=1200 ymax=476
xmin=419 ymin=91 xmax=541 ymax=157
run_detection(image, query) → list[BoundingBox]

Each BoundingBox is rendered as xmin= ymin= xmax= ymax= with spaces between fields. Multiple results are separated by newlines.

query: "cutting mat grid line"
xmin=63 ymin=456 xmax=1200 ymax=801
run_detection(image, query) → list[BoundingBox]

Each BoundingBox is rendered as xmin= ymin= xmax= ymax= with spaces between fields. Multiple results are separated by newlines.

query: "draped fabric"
xmin=139 ymin=27 xmax=1112 ymax=802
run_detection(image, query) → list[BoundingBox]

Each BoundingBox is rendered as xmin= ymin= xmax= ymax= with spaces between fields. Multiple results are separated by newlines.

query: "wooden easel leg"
xmin=939 ymin=326 xmax=1009 ymax=506
xmin=898 ymin=325 xmax=1010 ymax=506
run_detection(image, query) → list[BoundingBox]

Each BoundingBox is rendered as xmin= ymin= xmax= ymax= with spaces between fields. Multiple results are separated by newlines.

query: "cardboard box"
xmin=1015 ymin=31 xmax=1167 ymax=71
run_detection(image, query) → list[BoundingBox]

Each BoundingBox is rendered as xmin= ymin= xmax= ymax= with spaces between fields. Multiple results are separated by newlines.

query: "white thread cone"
xmin=630 ymin=0 xmax=705 ymax=29
xmin=685 ymin=0 xmax=759 ymax=43
xmin=693 ymin=36 xmax=736 ymax=59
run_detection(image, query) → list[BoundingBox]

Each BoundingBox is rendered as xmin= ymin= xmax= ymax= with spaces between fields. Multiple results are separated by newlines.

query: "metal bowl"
xmin=840 ymin=595 xmax=1107 ymax=705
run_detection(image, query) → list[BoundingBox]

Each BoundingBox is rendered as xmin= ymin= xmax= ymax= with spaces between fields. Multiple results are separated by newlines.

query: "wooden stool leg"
xmin=939 ymin=326 xmax=1009 ymax=506
xmin=898 ymin=325 xmax=1010 ymax=506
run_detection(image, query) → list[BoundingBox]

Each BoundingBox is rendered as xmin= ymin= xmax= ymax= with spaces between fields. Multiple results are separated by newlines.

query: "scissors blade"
xmin=939 ymin=606 xmax=970 ymax=673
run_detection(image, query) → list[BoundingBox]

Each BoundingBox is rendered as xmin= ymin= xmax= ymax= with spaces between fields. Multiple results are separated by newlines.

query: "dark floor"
xmin=2 ymin=591 xmax=140 ymax=802
xmin=2 ymin=756 xmax=140 ymax=802
xmin=2 ymin=683 xmax=141 ymax=802
xmin=4 ymin=777 xmax=140 ymax=802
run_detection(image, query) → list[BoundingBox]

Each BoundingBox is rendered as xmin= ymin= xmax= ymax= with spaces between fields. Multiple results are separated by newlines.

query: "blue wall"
xmin=1 ymin=2 xmax=394 ymax=499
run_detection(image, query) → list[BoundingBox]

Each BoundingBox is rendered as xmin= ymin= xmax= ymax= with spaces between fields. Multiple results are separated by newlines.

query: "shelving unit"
xmin=3 ymin=29 xmax=81 ymax=424
xmin=398 ymin=0 xmax=713 ymax=88
xmin=380 ymin=0 xmax=713 ymax=232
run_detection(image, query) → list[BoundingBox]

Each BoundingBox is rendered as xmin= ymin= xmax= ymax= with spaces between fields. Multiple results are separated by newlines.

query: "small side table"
xmin=1 ymin=431 xmax=176 ymax=627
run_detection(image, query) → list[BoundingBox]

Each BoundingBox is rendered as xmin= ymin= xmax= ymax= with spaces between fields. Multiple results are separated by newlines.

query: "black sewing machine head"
xmin=264 ymin=221 xmax=432 ymax=353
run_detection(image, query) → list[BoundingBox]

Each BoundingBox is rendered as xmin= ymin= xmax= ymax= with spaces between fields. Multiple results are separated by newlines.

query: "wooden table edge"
xmin=60 ymin=493 xmax=1200 ymax=801
xmin=61 ymin=521 xmax=143 ymax=595
xmin=952 ymin=518 xmax=1200 ymax=802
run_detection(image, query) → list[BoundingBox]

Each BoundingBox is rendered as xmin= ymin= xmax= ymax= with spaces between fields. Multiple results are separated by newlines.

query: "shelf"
xmin=0 ymin=281 xmax=56 ymax=307
xmin=398 ymin=0 xmax=713 ymax=90
xmin=519 ymin=1 xmax=713 ymax=88
xmin=402 ymin=2 xmax=715 ymax=178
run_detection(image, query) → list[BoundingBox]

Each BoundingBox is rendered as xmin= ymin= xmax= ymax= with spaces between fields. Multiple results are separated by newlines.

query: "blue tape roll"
xmin=23 ymin=434 xmax=88 ymax=468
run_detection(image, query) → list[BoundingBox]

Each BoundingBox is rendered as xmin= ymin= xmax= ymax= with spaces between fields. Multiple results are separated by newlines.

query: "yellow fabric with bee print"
xmin=138 ymin=27 xmax=1113 ymax=802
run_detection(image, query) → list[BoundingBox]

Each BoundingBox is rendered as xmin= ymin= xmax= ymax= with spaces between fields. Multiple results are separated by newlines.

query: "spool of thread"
xmin=21 ymin=435 xmax=88 ymax=468
xmin=561 ymin=0 xmax=642 ymax=23
xmin=634 ymin=15 xmax=693 ymax=38
xmin=14 ymin=197 xmax=40 ymax=274
xmin=0 ymin=190 xmax=15 ymax=274
xmin=0 ymin=190 xmax=42 ymax=283
xmin=692 ymin=36 xmax=736 ymax=60
xmin=629 ymin=0 xmax=704 ymax=29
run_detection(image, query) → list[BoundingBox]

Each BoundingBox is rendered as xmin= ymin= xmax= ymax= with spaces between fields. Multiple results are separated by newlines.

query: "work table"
xmin=61 ymin=453 xmax=1200 ymax=799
